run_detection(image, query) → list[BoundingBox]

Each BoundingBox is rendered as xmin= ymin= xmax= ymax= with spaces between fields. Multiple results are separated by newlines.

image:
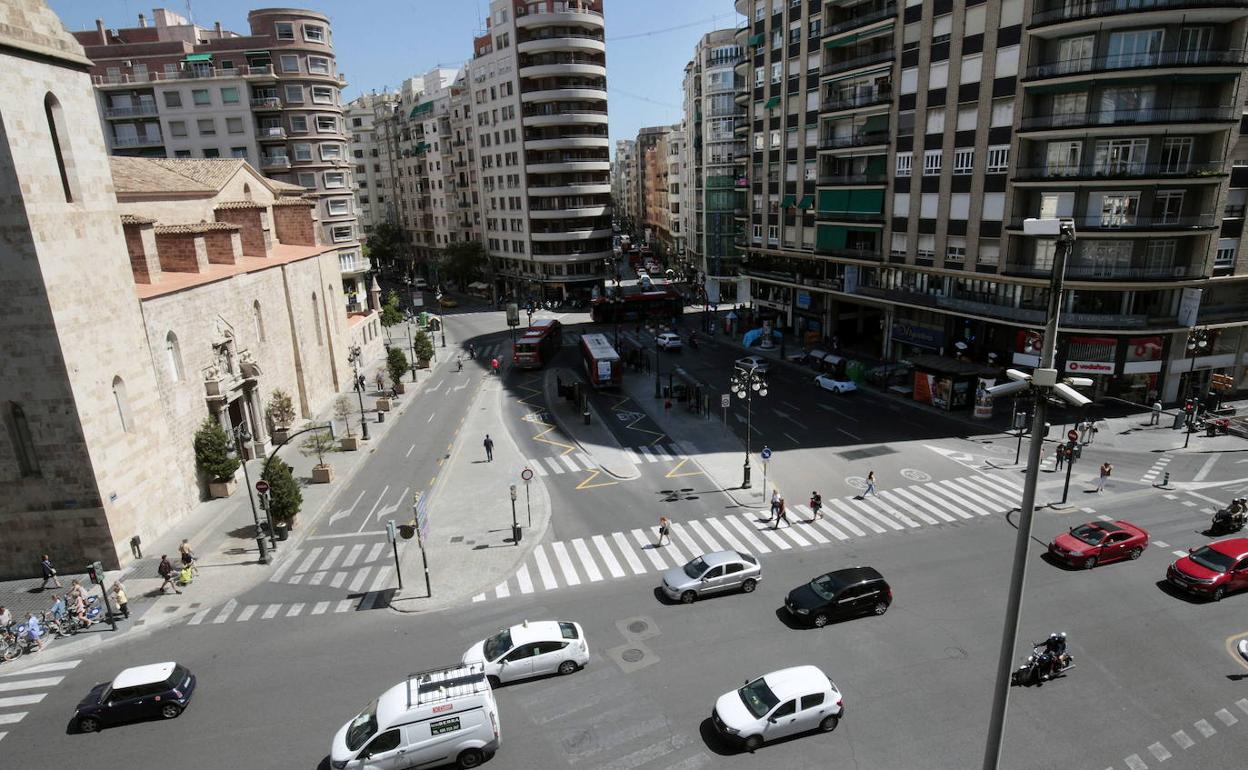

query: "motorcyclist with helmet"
xmin=1040 ymin=632 xmax=1068 ymax=680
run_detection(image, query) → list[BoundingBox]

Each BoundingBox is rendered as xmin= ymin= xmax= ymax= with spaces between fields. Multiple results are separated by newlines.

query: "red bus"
xmin=590 ymin=288 xmax=683 ymax=324
xmin=580 ymin=333 xmax=622 ymax=388
xmin=513 ymin=318 xmax=563 ymax=369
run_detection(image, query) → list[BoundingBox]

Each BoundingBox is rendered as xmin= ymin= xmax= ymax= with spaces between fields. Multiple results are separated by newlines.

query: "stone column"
xmin=247 ymin=385 xmax=268 ymax=445
xmin=369 ymin=276 xmax=382 ymax=312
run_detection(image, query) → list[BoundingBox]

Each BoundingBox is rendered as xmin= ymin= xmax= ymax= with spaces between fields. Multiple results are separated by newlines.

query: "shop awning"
xmin=747 ymin=33 xmax=764 ymax=46
xmin=780 ymin=194 xmax=797 ymax=208
xmin=409 ymin=102 xmax=433 ymax=118
xmin=764 ymin=96 xmax=780 ymax=110
xmin=826 ymin=33 xmax=860 ymax=49
xmin=184 ymin=53 xmax=213 ymax=62
xmin=797 ymin=194 xmax=815 ymax=210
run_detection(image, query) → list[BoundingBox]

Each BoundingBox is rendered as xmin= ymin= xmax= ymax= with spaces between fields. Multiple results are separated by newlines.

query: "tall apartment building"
xmin=71 ymin=7 xmax=368 ymax=310
xmin=613 ymin=138 xmax=637 ymax=232
xmin=470 ymin=0 xmax=612 ymax=301
xmin=345 ymin=91 xmax=396 ymax=237
xmin=642 ymin=125 xmax=684 ymax=263
xmin=683 ymin=28 xmax=748 ymax=301
xmin=633 ymin=125 xmax=669 ymax=247
xmin=736 ymin=0 xmax=1248 ymax=405
xmin=667 ymin=127 xmax=687 ymax=267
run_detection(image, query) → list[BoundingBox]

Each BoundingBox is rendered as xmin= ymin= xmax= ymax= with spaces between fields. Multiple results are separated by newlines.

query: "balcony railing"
xmin=1004 ymin=260 xmax=1207 ymax=280
xmin=825 ymin=2 xmax=898 ymax=37
xmin=1031 ymin=0 xmax=1248 ymax=28
xmin=821 ymin=49 xmax=896 ymax=77
xmin=814 ymin=246 xmax=884 ymax=261
xmin=1025 ymin=49 xmax=1248 ymax=80
xmin=260 ymin=155 xmax=291 ymax=169
xmin=818 ymin=131 xmax=890 ymax=150
xmin=92 ymin=65 xmax=274 ymax=87
xmin=257 ymin=127 xmax=287 ymax=140
xmin=1018 ymin=105 xmax=1237 ymax=131
xmin=251 ymin=97 xmax=282 ymax=109
xmin=104 ymin=104 xmax=159 ymax=118
xmin=1006 ymin=214 xmax=1217 ymax=230
xmin=817 ymin=172 xmax=889 ymax=185
xmin=822 ymin=87 xmax=893 ymax=112
xmin=111 ymin=134 xmax=163 ymax=147
xmin=1012 ymin=160 xmax=1225 ymax=181
xmin=816 ymin=210 xmax=886 ymax=222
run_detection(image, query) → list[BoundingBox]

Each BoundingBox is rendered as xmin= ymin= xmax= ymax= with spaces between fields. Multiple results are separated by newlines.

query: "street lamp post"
xmin=1183 ymin=327 xmax=1209 ymax=449
xmin=232 ymin=423 xmax=270 ymax=564
xmin=348 ymin=345 xmax=370 ymax=441
xmin=730 ymin=363 xmax=768 ymax=488
xmin=646 ymin=322 xmax=662 ymax=398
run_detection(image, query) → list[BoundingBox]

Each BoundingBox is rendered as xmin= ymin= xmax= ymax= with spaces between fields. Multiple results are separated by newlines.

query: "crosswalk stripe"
xmin=828 ymin=499 xmax=886 ymax=534
xmin=286 ymin=603 xmax=305 ymax=617
xmin=0 ymin=677 xmax=64 ymax=692
xmin=668 ymin=522 xmax=704 ymax=555
xmin=312 ymin=601 xmax=330 ymax=615
xmin=936 ymin=479 xmax=997 ymax=516
xmin=773 ymin=521 xmax=812 ymax=547
xmin=515 ymin=563 xmax=535 ymax=594
xmin=494 ymin=581 xmax=510 ymax=599
xmin=799 ymin=507 xmax=849 ymax=540
xmin=637 ymin=445 xmax=656 ymax=462
xmin=622 ymin=448 xmax=642 ymax=464
xmin=0 ymin=731 xmax=8 ymax=741
xmin=335 ymin=599 xmax=354 ymax=613
xmin=551 ymin=542 xmax=582 ymax=585
xmin=0 ymin=714 xmax=24 ymax=725
xmin=526 ymin=460 xmax=549 ymax=476
xmin=262 ymin=604 xmax=281 ymax=620
xmin=575 ymin=452 xmax=597 ymax=471
xmin=571 ymin=538 xmax=604 ymax=581
xmin=652 ymin=445 xmax=673 ymax=461
xmin=722 ymin=515 xmax=772 ymax=553
xmin=613 ymin=532 xmax=648 ymax=574
xmin=789 ymin=508 xmax=830 ymax=543
xmin=342 ymin=543 xmax=365 ymax=568
xmin=666 ymin=444 xmax=684 ymax=459
xmin=889 ymin=487 xmax=956 ymax=522
xmin=659 ymin=525 xmax=690 ymax=562
xmin=876 ymin=492 xmax=936 ymax=526
xmin=845 ymin=498 xmax=906 ymax=530
xmin=330 ymin=571 xmax=348 ymax=589
xmin=559 ymin=454 xmax=581 ymax=473
xmin=186 ymin=608 xmax=212 ymax=626
xmin=544 ymin=457 xmax=566 ymax=474
xmin=364 ymin=543 xmax=386 ymax=563
xmin=212 ymin=600 xmax=237 ymax=624
xmin=743 ymin=514 xmax=793 ymax=549
xmin=268 ymin=547 xmax=301 ymax=582
xmin=963 ymin=476 xmax=1019 ymax=508
xmin=820 ymin=504 xmax=866 ymax=537
xmin=928 ymin=481 xmax=990 ymax=517
xmin=912 ymin=484 xmax=974 ymax=519
xmin=943 ymin=478 xmax=1006 ymax=513
xmin=686 ymin=520 xmax=723 ymax=552
xmin=987 ymin=472 xmax=1024 ymax=492
xmin=533 ymin=545 xmax=560 ymax=590
xmin=632 ymin=529 xmax=671 ymax=569
xmin=348 ymin=566 xmax=373 ymax=593
xmin=296 ymin=547 xmax=323 ymax=575
xmin=0 ymin=694 xmax=45 ymax=708
xmin=236 ymin=605 xmax=258 ymax=622
xmin=0 ymin=660 xmax=80 ymax=676
xmin=706 ymin=517 xmax=748 ymax=552
xmin=368 ymin=566 xmax=393 ymax=592
xmin=974 ymin=474 xmax=1024 ymax=500
xmin=318 ymin=545 xmax=344 ymax=571
xmin=592 ymin=535 xmax=625 ymax=578
xmin=309 ymin=571 xmax=327 ymax=586
xmin=861 ymin=496 xmax=919 ymax=528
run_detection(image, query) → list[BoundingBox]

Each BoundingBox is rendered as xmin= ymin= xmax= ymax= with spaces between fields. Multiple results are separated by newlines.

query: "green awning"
xmin=184 ymin=53 xmax=213 ymax=62
xmin=780 ymin=194 xmax=797 ymax=208
xmin=826 ymin=33 xmax=860 ymax=49
xmin=244 ymin=50 xmax=270 ymax=56
xmin=747 ymin=33 xmax=764 ymax=46
xmin=817 ymin=224 xmax=848 ymax=251
xmin=862 ymin=114 xmax=889 ymax=133
xmin=824 ymin=67 xmax=892 ymax=87
xmin=409 ymin=102 xmax=433 ymax=118
xmin=848 ymin=189 xmax=884 ymax=214
xmin=865 ymin=155 xmax=886 ymax=174
xmin=764 ymin=96 xmax=780 ymax=110
xmin=818 ymin=189 xmax=850 ymax=213
xmin=797 ymin=194 xmax=815 ymax=210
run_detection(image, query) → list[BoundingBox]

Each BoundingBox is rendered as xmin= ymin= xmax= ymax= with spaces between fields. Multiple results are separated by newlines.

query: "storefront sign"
xmin=973 ymin=377 xmax=995 ymax=419
xmin=891 ymin=320 xmax=945 ymax=351
xmin=1122 ymin=360 xmax=1162 ymax=375
xmin=1178 ymin=287 xmax=1203 ymax=327
xmin=1065 ymin=360 xmax=1115 ymax=374
xmin=795 ymin=291 xmax=812 ymax=310
xmin=1012 ymin=352 xmax=1040 ymax=367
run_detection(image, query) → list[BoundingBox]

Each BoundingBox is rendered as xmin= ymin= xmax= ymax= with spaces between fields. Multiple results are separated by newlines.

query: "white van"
xmin=331 ymin=663 xmax=499 ymax=770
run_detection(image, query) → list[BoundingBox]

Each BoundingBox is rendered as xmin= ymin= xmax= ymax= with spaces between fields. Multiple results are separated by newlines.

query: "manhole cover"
xmin=628 ymin=619 xmax=650 ymax=635
xmin=621 ymin=648 xmax=645 ymax=663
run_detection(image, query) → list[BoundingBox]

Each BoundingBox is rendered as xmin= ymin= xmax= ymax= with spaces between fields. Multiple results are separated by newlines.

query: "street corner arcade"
xmin=1010 ymin=330 xmax=1171 ymax=406
xmin=1163 ymin=325 xmax=1248 ymax=406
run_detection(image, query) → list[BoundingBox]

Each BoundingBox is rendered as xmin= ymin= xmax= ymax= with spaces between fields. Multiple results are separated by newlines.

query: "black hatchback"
xmin=784 ymin=567 xmax=892 ymax=627
xmin=74 ymin=661 xmax=196 ymax=732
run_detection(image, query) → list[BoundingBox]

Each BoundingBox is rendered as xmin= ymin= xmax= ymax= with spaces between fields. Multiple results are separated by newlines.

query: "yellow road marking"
xmin=575 ymin=469 xmax=618 ymax=490
xmin=664 ymin=458 xmax=703 ymax=478
xmin=611 ymin=393 xmax=666 ymax=443
xmin=515 ymin=374 xmax=575 ymax=454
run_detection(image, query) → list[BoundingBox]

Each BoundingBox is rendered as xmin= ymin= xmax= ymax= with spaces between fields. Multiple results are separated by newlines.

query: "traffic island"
xmin=544 ymin=367 xmax=640 ymax=480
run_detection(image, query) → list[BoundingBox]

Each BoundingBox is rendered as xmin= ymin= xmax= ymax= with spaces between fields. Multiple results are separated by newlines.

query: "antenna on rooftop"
xmin=185 ymin=1 xmax=195 ymax=25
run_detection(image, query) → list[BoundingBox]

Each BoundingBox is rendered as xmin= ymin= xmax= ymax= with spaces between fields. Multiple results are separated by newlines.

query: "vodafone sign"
xmin=1065 ymin=360 xmax=1115 ymax=374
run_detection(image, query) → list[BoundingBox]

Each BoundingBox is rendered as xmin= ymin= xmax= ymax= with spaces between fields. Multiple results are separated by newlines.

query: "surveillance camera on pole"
xmin=985 ymin=366 xmax=1091 ymax=407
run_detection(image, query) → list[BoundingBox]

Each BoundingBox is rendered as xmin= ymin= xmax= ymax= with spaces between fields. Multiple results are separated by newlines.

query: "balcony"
xmin=257 ymin=127 xmax=287 ymax=141
xmin=1005 ymin=214 xmax=1217 ymax=231
xmin=1018 ymin=105 xmax=1237 ymax=132
xmin=818 ymin=131 xmax=891 ymax=150
xmin=821 ymin=86 xmax=893 ymax=113
xmin=92 ymin=65 xmax=275 ymax=87
xmin=816 ymin=210 xmax=886 ymax=223
xmin=825 ymin=2 xmax=898 ymax=36
xmin=111 ymin=134 xmax=163 ymax=148
xmin=251 ymin=97 xmax=282 ymax=110
xmin=1012 ymin=160 xmax=1225 ymax=181
xmin=260 ymin=154 xmax=291 ymax=169
xmin=1027 ymin=49 xmax=1248 ymax=80
xmin=104 ymin=103 xmax=158 ymax=119
xmin=821 ymin=49 xmax=896 ymax=77
xmin=817 ymin=172 xmax=888 ymax=185
xmin=814 ymin=246 xmax=884 ymax=262
xmin=1004 ymin=259 xmax=1207 ymax=281
xmin=855 ymin=285 xmax=1050 ymax=323
xmin=1031 ymin=0 xmax=1248 ymax=29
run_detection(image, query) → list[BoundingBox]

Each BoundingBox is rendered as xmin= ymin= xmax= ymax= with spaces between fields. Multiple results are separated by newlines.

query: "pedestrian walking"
xmin=484 ymin=434 xmax=495 ymax=462
xmin=809 ymin=491 xmax=823 ymax=521
xmin=39 ymin=554 xmax=61 ymax=590
xmin=1150 ymin=400 xmax=1162 ymax=426
xmin=655 ymin=516 xmax=671 ymax=547
xmin=861 ymin=471 xmax=878 ymax=498
xmin=491 ymin=357 xmax=500 ymax=375
xmin=774 ymin=496 xmax=789 ymax=529
xmin=1054 ymin=446 xmax=1065 ymax=471
xmin=129 ymin=535 xmax=142 ymax=559
xmin=179 ymin=539 xmax=199 ymax=576
xmin=110 ymin=581 xmax=129 ymax=620
xmin=1096 ymin=462 xmax=1113 ymax=492
xmin=374 ymin=371 xmax=385 ymax=392
xmin=0 ymin=606 xmax=11 ymax=631
xmin=769 ymin=490 xmax=780 ymax=522
xmin=23 ymin=613 xmax=43 ymax=652
xmin=664 ymin=397 xmax=672 ymax=415
xmin=157 ymin=555 xmax=181 ymax=594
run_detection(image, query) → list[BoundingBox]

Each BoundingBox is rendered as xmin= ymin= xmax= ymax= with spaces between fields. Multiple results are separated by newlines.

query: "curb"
xmin=543 ymin=367 xmax=640 ymax=481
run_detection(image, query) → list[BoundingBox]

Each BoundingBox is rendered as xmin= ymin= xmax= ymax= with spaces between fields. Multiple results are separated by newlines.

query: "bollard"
xmin=378 ymin=411 xmax=385 ymax=423
xmin=1155 ymin=471 xmax=1169 ymax=488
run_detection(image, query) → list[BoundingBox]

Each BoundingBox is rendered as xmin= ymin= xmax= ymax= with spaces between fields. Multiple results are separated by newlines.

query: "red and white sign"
xmin=521 ymin=468 xmax=534 ymax=482
xmin=432 ymin=703 xmax=454 ymax=714
xmin=255 ymin=480 xmax=270 ymax=494
xmin=1065 ymin=360 xmax=1114 ymax=374
xmin=1067 ymin=429 xmax=1079 ymax=442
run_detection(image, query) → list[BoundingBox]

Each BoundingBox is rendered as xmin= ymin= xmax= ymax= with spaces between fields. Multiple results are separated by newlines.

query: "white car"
xmin=735 ymin=355 xmax=770 ymax=374
xmin=462 ymin=620 xmax=589 ymax=686
xmin=656 ymin=332 xmax=683 ymax=350
xmin=712 ymin=665 xmax=844 ymax=752
xmin=814 ymin=374 xmax=857 ymax=394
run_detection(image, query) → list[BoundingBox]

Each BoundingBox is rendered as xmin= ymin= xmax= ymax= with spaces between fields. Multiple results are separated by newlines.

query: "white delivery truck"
xmin=331 ymin=662 xmax=499 ymax=769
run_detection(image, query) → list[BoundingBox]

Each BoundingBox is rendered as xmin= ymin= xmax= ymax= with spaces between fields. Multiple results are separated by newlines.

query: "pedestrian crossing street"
xmin=525 ymin=443 xmax=686 ymax=476
xmin=0 ymin=658 xmax=82 ymax=743
xmin=473 ymin=472 xmax=1025 ymax=603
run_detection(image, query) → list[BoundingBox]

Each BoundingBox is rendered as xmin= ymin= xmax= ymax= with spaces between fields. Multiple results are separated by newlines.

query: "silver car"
xmin=661 ymin=550 xmax=761 ymax=603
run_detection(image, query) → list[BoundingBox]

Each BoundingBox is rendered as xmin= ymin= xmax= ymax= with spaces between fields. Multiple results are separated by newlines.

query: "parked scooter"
xmin=1211 ymin=498 xmax=1247 ymax=535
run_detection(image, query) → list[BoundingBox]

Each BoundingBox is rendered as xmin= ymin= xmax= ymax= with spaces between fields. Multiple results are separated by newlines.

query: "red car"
xmin=1167 ymin=537 xmax=1248 ymax=601
xmin=1048 ymin=520 xmax=1149 ymax=569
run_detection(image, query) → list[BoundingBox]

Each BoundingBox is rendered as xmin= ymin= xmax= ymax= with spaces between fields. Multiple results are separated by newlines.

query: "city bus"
xmin=589 ymin=288 xmax=683 ymax=324
xmin=513 ymin=318 xmax=563 ymax=369
xmin=580 ymin=333 xmax=622 ymax=388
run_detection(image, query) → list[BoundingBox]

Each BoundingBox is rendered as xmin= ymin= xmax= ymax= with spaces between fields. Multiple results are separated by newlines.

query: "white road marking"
xmin=1172 ymin=550 xmax=1189 ymax=557
xmin=773 ymin=520 xmax=812 ymax=547
xmin=883 ymin=487 xmax=955 ymax=523
xmin=637 ymin=445 xmax=656 ymax=462
xmin=845 ymin=497 xmax=907 ymax=530
xmin=559 ymin=454 xmax=582 ymax=472
xmin=0 ymin=660 xmax=80 ymax=676
xmin=744 ymin=515 xmax=794 ymax=549
xmin=622 ymin=448 xmax=642 ymax=464
xmin=1171 ymin=729 xmax=1195 ymax=749
xmin=342 ymin=543 xmax=365 ymax=568
xmin=1237 ymin=698 xmax=1248 ymax=715
xmin=651 ymin=445 xmax=673 ymax=461
xmin=335 ymin=599 xmax=354 ymax=613
xmin=330 ymin=571 xmax=348 ymax=588
xmin=571 ymin=538 xmax=604 ymax=582
xmin=914 ymin=484 xmax=977 ymax=519
xmin=807 ymin=511 xmax=850 ymax=541
xmin=1194 ymin=718 xmax=1216 ymax=737
xmin=722 ymin=516 xmax=771 ymax=552
xmin=789 ymin=507 xmax=830 ymax=543
xmin=367 ymin=566 xmax=393 ymax=592
xmin=613 ymin=532 xmax=648 ymax=574
xmin=348 ymin=567 xmax=373 ymax=593
xmin=308 ymin=571 xmax=326 ymax=586
xmin=1147 ymin=742 xmax=1171 ymax=762
xmin=544 ymin=457 xmax=566 ymax=474
xmin=312 ymin=601 xmax=330 ymax=615
xmin=1153 ymin=540 xmax=1169 ymax=548
xmin=294 ymin=547 xmax=323 ymax=576
xmin=328 ymin=489 xmax=367 ymax=527
xmin=515 ymin=563 xmax=534 ymax=594
xmin=632 ymin=529 xmax=671 ymax=569
xmin=318 ymin=544 xmax=344 ymax=571
xmin=526 ymin=461 xmax=549 ymax=476
xmin=494 ymin=581 xmax=510 ymax=599
xmin=268 ymin=548 xmax=302 ymax=582
xmin=551 ymin=541 xmax=582 ymax=585
xmin=406 ymin=444 xmax=416 ymax=457
xmin=1215 ymin=708 xmax=1237 ymax=725
xmin=262 ymin=604 xmax=281 ymax=620
xmin=0 ymin=677 xmax=63 ymax=692
xmin=575 ymin=452 xmax=597 ymax=470
xmin=236 ymin=605 xmax=258 ymax=622
xmin=592 ymin=535 xmax=625 ymax=578
xmin=828 ymin=498 xmax=886 ymax=534
xmin=0 ymin=714 xmax=22 ymax=725
xmin=1098 ymin=514 xmax=1113 ymax=521
xmin=532 ymin=545 xmax=560 ymax=590
xmin=212 ymin=599 xmax=237 ymax=624
xmin=357 ymin=485 xmax=391 ymax=533
xmin=940 ymin=479 xmax=1004 ymax=515
xmin=286 ymin=603 xmax=305 ymax=617
xmin=875 ymin=492 xmax=936 ymax=526
xmin=930 ymin=481 xmax=992 ymax=517
xmin=186 ymin=608 xmax=212 ymax=626
xmin=0 ymin=694 xmax=45 ymax=708
xmin=705 ymin=517 xmax=749 ymax=551
xmin=686 ymin=520 xmax=724 ymax=552
xmin=364 ymin=542 xmax=386 ymax=563
xmin=1124 ymin=754 xmax=1148 ymax=770
xmin=1194 ymin=455 xmax=1220 ymax=482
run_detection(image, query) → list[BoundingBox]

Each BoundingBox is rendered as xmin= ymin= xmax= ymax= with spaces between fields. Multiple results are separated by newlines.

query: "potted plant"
xmin=300 ymin=428 xmax=337 ymax=484
xmin=194 ymin=418 xmax=241 ymax=498
xmin=414 ymin=330 xmax=435 ymax=369
xmin=387 ymin=347 xmax=409 ymax=394
xmin=262 ymin=457 xmax=302 ymax=537
xmin=265 ymin=389 xmax=296 ymax=444
xmin=334 ymin=396 xmax=358 ymax=451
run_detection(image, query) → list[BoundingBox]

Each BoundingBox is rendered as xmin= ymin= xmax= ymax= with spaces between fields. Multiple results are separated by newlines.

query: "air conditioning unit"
xmin=122 ymin=60 xmax=133 ymax=67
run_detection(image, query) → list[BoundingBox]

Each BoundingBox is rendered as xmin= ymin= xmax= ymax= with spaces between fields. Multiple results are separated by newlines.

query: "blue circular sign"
xmin=761 ymin=446 xmax=772 ymax=460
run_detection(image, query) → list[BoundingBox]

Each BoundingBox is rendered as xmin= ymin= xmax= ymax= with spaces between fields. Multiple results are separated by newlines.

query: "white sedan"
xmin=462 ymin=620 xmax=589 ymax=686
xmin=656 ymin=332 xmax=683 ymax=350
xmin=814 ymin=374 xmax=857 ymax=394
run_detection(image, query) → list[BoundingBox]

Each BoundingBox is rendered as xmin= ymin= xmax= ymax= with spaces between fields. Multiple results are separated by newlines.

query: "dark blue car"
xmin=74 ymin=661 xmax=195 ymax=732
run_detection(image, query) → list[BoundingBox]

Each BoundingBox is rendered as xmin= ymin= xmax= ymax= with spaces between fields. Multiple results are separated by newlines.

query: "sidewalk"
xmin=391 ymin=373 xmax=553 ymax=612
xmin=0 ymin=319 xmax=456 ymax=668
xmin=545 ymin=367 xmax=639 ymax=480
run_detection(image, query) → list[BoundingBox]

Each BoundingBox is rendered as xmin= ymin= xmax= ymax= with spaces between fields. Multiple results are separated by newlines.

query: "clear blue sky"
xmin=48 ymin=0 xmax=737 ymax=151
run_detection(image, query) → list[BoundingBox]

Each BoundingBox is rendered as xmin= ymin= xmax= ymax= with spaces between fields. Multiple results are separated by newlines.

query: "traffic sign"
xmin=721 ymin=393 xmax=730 ymax=409
xmin=255 ymin=479 xmax=270 ymax=494
xmin=521 ymin=467 xmax=534 ymax=482
xmin=761 ymin=446 xmax=772 ymax=460
xmin=1067 ymin=429 xmax=1079 ymax=442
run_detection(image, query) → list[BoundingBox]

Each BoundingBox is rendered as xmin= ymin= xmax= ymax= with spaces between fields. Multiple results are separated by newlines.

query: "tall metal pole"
xmin=982 ymin=225 xmax=1074 ymax=770
xmin=743 ymin=384 xmax=753 ymax=487
xmin=234 ymin=427 xmax=269 ymax=563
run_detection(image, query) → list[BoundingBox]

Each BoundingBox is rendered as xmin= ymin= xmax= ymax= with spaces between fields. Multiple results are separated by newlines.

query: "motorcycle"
xmin=1010 ymin=643 xmax=1074 ymax=686
xmin=1211 ymin=499 xmax=1247 ymax=535
xmin=688 ymin=333 xmax=699 ymax=350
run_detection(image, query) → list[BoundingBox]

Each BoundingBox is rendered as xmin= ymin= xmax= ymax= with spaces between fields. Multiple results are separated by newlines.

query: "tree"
xmin=366 ymin=221 xmax=407 ymax=273
xmin=387 ymin=347 xmax=410 ymax=387
xmin=379 ymin=288 xmax=404 ymax=335
xmin=262 ymin=458 xmax=302 ymax=524
xmin=440 ymin=241 xmax=488 ymax=290
xmin=265 ymin=389 xmax=295 ymax=430
xmin=193 ymin=418 xmax=240 ymax=481
xmin=334 ymin=395 xmax=354 ymax=438
xmin=413 ymin=330 xmax=435 ymax=364
xmin=300 ymin=428 xmax=336 ymax=468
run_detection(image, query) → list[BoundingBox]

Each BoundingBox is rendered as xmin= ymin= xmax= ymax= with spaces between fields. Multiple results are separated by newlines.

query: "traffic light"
xmin=1184 ymin=399 xmax=1195 ymax=414
xmin=86 ymin=561 xmax=103 ymax=586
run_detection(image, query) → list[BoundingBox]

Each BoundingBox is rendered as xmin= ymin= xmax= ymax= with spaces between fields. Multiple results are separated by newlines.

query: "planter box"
xmin=271 ymin=427 xmax=292 ymax=445
xmin=417 ymin=358 xmax=432 ymax=369
xmin=376 ymin=398 xmax=392 ymax=412
xmin=207 ymin=476 xmax=237 ymax=499
xmin=339 ymin=436 xmax=360 ymax=451
xmin=393 ymin=381 xmax=406 ymax=395
xmin=311 ymin=464 xmax=334 ymax=484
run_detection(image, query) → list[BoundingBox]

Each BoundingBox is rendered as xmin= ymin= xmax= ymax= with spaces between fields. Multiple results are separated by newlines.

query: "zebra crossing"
xmin=473 ymin=472 xmax=1025 ymax=602
xmin=0 ymin=658 xmax=82 ymax=742
xmin=268 ymin=541 xmax=393 ymax=590
xmin=1142 ymin=455 xmax=1172 ymax=484
xmin=524 ymin=443 xmax=686 ymax=476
